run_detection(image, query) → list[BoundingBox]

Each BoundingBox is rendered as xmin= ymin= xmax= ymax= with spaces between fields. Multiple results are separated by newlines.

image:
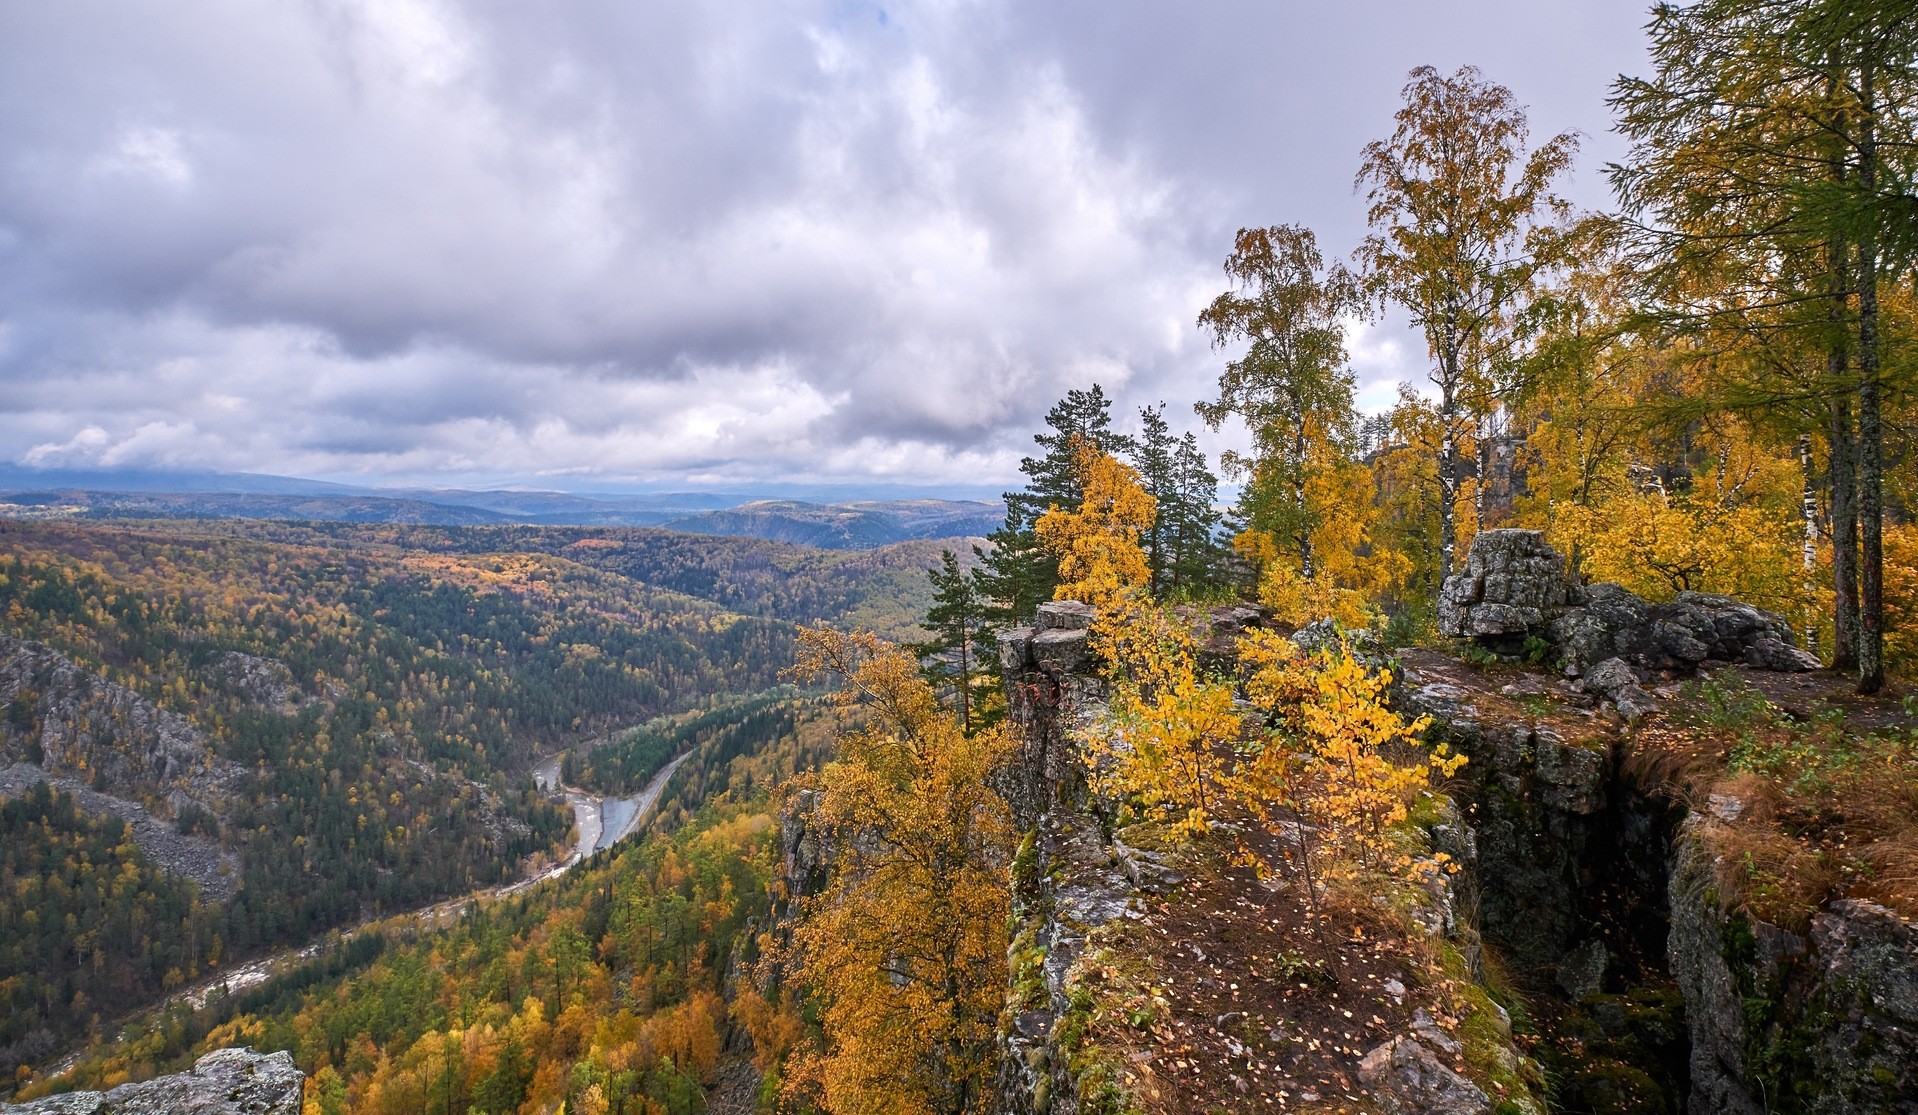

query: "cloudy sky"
xmin=0 ymin=1 xmax=1650 ymax=495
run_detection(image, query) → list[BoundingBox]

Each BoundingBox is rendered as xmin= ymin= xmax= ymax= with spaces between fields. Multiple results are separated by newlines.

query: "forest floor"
xmin=1075 ymin=822 xmax=1504 ymax=1114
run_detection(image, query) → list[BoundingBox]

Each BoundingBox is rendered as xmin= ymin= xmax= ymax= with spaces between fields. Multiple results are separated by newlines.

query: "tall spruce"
xmin=1133 ymin=404 xmax=1181 ymax=594
xmin=1168 ymin=431 xmax=1227 ymax=593
xmin=977 ymin=385 xmax=1135 ymax=622
xmin=1130 ymin=404 xmax=1227 ymax=596
xmin=911 ymin=549 xmax=994 ymax=733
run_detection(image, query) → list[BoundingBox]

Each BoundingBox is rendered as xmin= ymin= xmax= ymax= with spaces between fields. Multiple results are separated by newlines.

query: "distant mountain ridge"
xmin=0 ymin=470 xmax=1003 ymax=549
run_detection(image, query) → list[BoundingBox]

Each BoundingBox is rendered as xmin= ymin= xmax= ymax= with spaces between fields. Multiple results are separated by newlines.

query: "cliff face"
xmin=1670 ymin=815 xmax=1918 ymax=1114
xmin=1 ymin=1048 xmax=302 ymax=1115
xmin=0 ymin=632 xmax=244 ymax=815
xmin=992 ymin=602 xmax=1540 ymax=1115
xmin=1425 ymin=528 xmax=1918 ymax=1113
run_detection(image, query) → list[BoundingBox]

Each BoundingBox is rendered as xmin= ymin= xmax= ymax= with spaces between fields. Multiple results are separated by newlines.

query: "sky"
xmin=0 ymin=1 xmax=1653 ymax=496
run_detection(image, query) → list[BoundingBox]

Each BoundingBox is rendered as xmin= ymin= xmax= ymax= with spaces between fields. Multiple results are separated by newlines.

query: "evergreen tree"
xmin=977 ymin=385 xmax=1135 ymax=623
xmin=1132 ymin=404 xmax=1181 ymax=593
xmin=910 ymin=549 xmax=994 ymax=733
xmin=1168 ymin=431 xmax=1227 ymax=593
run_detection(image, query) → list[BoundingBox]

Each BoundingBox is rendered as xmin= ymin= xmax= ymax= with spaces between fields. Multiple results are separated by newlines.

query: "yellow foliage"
xmin=782 ymin=626 xmax=1015 ymax=1115
xmin=1087 ymin=597 xmax=1242 ymax=837
xmin=1547 ymin=492 xmax=1819 ymax=621
xmin=1036 ymin=438 xmax=1155 ymax=609
xmin=1252 ymin=558 xmax=1375 ymax=631
xmin=1086 ymin=598 xmax=1464 ymax=906
xmin=1884 ymin=522 xmax=1918 ymax=677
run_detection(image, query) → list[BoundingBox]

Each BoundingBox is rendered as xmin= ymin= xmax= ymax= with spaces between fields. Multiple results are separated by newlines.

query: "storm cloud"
xmin=0 ymin=1 xmax=1647 ymax=491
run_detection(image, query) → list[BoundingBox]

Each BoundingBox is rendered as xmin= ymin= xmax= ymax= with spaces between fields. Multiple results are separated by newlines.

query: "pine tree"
xmin=910 ymin=550 xmax=994 ymax=733
xmin=1132 ymin=404 xmax=1180 ymax=593
xmin=1168 ymin=431 xmax=1227 ymax=593
xmin=977 ymin=385 xmax=1136 ymax=624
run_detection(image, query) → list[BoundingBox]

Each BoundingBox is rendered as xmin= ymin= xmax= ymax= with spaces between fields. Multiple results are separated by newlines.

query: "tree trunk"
xmin=1294 ymin=420 xmax=1314 ymax=579
xmin=1855 ymin=65 xmax=1885 ymax=694
xmin=1829 ymin=389 xmax=1859 ymax=673
xmin=1436 ymin=347 xmax=1460 ymax=582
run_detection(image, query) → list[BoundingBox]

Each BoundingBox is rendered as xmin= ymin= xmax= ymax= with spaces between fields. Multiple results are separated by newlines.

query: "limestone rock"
xmin=204 ymin=652 xmax=305 ymax=713
xmin=1357 ymin=1036 xmax=1492 ymax=1115
xmin=3 ymin=1048 xmax=302 ymax=1115
xmin=1551 ymin=587 xmax=1818 ymax=676
xmin=1556 ymin=938 xmax=1608 ymax=1002
xmin=1436 ymin=530 xmax=1571 ymax=641
xmin=999 ymin=627 xmax=1036 ymax=672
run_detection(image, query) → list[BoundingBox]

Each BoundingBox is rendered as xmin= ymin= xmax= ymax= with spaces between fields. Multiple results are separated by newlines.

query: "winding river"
xmin=167 ymin=747 xmax=696 ymax=1011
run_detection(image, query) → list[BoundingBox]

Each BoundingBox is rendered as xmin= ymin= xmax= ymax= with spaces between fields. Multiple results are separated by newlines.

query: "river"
xmin=160 ymin=747 xmax=695 ymax=1013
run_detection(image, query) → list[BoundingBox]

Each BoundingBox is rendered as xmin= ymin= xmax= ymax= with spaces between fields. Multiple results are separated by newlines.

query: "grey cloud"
xmin=0 ymin=0 xmax=1650 ymax=489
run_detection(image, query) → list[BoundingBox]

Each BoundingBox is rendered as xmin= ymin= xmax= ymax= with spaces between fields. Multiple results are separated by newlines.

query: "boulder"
xmin=3 ymin=1048 xmax=302 ymax=1115
xmin=1436 ymin=530 xmax=1572 ymax=642
xmin=1357 ymin=1036 xmax=1492 ymax=1114
xmin=1551 ymin=589 xmax=1818 ymax=676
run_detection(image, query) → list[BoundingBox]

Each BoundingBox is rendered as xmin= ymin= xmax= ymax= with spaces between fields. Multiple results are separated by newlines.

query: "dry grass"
xmin=1644 ymin=669 xmax=1918 ymax=923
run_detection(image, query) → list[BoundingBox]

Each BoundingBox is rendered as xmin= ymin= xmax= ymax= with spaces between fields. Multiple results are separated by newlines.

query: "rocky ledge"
xmin=2 ymin=1049 xmax=303 ymax=1115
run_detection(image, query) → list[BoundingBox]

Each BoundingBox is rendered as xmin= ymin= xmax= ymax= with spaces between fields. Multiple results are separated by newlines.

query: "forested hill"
xmin=106 ymin=519 xmax=963 ymax=642
xmin=0 ymin=517 xmax=940 ymax=1083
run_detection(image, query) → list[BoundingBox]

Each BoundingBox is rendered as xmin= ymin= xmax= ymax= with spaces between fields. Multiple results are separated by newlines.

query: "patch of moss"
xmin=1437 ymin=941 xmax=1548 ymax=1111
xmin=1007 ymin=922 xmax=1049 ymax=1013
xmin=1050 ymin=938 xmax=1154 ymax=1115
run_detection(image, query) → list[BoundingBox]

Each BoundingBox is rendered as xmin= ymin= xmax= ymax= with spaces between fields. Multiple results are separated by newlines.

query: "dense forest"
xmin=0 ymin=784 xmax=224 ymax=1072
xmin=10 ymin=2 xmax=1918 ymax=1112
xmin=17 ymin=674 xmax=832 ymax=1115
xmin=0 ymin=518 xmax=905 ymax=1084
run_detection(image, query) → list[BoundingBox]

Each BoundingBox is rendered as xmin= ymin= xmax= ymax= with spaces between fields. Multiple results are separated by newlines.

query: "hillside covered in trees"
xmin=0 ymin=518 xmax=944 ymax=1087
xmin=9 ymin=2 xmax=1918 ymax=1114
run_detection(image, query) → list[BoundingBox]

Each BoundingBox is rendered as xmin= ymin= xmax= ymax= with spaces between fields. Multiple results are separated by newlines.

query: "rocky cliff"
xmin=1 ymin=1048 xmax=302 ymax=1115
xmin=0 ymin=632 xmax=243 ymax=816
xmin=993 ymin=601 xmax=1541 ymax=1114
xmin=1424 ymin=528 xmax=1917 ymax=1112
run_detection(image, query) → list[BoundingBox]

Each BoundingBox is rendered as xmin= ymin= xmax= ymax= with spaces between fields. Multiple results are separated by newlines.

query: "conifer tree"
xmin=1610 ymin=0 xmax=1918 ymax=692
xmin=1168 ymin=431 xmax=1227 ymax=593
xmin=910 ymin=549 xmax=994 ymax=733
xmin=977 ymin=385 xmax=1136 ymax=623
xmin=1133 ymin=404 xmax=1180 ymax=593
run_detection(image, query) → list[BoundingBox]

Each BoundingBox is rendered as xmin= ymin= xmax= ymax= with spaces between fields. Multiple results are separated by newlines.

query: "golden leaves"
xmin=1036 ymin=438 xmax=1156 ymax=611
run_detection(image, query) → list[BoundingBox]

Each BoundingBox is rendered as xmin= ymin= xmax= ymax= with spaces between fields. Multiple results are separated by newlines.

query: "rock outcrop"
xmin=1552 ymin=583 xmax=1820 ymax=675
xmin=2 ymin=1048 xmax=302 ymax=1114
xmin=0 ymin=633 xmax=243 ymax=815
xmin=1436 ymin=531 xmax=1817 ymax=723
xmin=1669 ymin=817 xmax=1918 ymax=1113
xmin=993 ymin=604 xmax=1537 ymax=1115
xmin=994 ymin=601 xmax=1106 ymax=831
xmin=1436 ymin=529 xmax=1575 ymax=642
xmin=204 ymin=652 xmax=307 ymax=714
